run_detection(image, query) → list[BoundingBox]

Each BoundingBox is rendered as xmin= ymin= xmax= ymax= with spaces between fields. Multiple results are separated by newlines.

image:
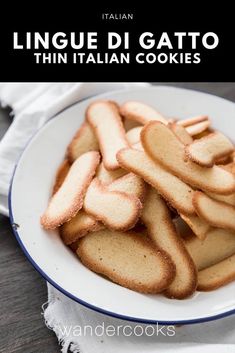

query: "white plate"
xmin=9 ymin=86 xmax=235 ymax=324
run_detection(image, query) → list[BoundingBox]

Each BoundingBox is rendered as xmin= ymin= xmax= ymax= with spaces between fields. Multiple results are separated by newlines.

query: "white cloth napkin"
xmin=0 ymin=83 xmax=234 ymax=353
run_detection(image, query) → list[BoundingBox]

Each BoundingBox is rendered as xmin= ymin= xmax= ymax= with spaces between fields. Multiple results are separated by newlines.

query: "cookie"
xmin=197 ymin=254 xmax=235 ymax=291
xmin=52 ymin=159 xmax=71 ymax=195
xmin=207 ymin=190 xmax=235 ymax=206
xmin=41 ymin=151 xmax=100 ymax=229
xmin=77 ymin=229 xmax=175 ymax=294
xmin=177 ymin=115 xmax=208 ymax=127
xmin=96 ymin=162 xmax=126 ymax=185
xmin=86 ymin=100 xmax=129 ymax=170
xmin=180 ymin=214 xmax=211 ymax=240
xmin=61 ymin=172 xmax=146 ymax=243
xmin=185 ymin=132 xmax=234 ymax=167
xmin=60 ymin=210 xmax=103 ymax=245
xmin=126 ymin=127 xmax=142 ymax=145
xmin=169 ymin=123 xmax=193 ymax=145
xmin=141 ymin=188 xmax=197 ymax=299
xmin=83 ymin=178 xmax=142 ymax=231
xmin=193 ymin=191 xmax=235 ymax=231
xmin=141 ymin=121 xmax=235 ymax=195
xmin=67 ymin=122 xmax=99 ymax=163
xmin=120 ymin=101 xmax=168 ymax=125
xmin=108 ymin=173 xmax=146 ymax=202
xmin=117 ymin=148 xmax=195 ymax=215
xmin=185 ymin=228 xmax=235 ymax=270
xmin=185 ymin=120 xmax=210 ymax=136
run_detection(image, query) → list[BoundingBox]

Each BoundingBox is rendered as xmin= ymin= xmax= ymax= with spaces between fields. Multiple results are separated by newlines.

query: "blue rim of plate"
xmin=8 ymin=86 xmax=235 ymax=326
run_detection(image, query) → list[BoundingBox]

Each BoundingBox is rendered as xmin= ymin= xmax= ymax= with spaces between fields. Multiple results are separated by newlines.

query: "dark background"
xmin=0 ymin=5 xmax=234 ymax=81
xmin=1 ymin=82 xmax=235 ymax=352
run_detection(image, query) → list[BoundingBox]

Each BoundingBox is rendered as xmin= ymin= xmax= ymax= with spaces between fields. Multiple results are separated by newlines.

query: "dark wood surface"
xmin=0 ymin=83 xmax=235 ymax=353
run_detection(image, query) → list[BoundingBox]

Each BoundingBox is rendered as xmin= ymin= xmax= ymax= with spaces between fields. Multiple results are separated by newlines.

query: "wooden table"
xmin=0 ymin=83 xmax=235 ymax=353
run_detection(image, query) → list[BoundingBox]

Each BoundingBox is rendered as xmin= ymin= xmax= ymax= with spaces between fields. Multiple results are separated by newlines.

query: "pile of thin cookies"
xmin=41 ymin=100 xmax=235 ymax=299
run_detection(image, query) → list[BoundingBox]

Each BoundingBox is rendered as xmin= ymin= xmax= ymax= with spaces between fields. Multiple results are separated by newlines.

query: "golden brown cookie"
xmin=141 ymin=188 xmax=197 ymax=299
xmin=61 ymin=172 xmax=146 ymax=243
xmin=67 ymin=122 xmax=99 ymax=162
xmin=108 ymin=173 xmax=146 ymax=202
xmin=193 ymin=191 xmax=235 ymax=232
xmin=117 ymin=148 xmax=195 ymax=215
xmin=96 ymin=162 xmax=126 ymax=185
xmin=120 ymin=101 xmax=168 ymax=125
xmin=141 ymin=121 xmax=235 ymax=194
xmin=169 ymin=123 xmax=193 ymax=145
xmin=198 ymin=254 xmax=235 ymax=291
xmin=83 ymin=178 xmax=142 ymax=231
xmin=185 ymin=132 xmax=234 ymax=167
xmin=185 ymin=120 xmax=210 ymax=136
xmin=185 ymin=228 xmax=235 ymax=270
xmin=41 ymin=151 xmax=100 ymax=229
xmin=86 ymin=100 xmax=129 ymax=170
xmin=77 ymin=229 xmax=175 ymax=294
xmin=60 ymin=210 xmax=103 ymax=245
xmin=177 ymin=115 xmax=208 ymax=127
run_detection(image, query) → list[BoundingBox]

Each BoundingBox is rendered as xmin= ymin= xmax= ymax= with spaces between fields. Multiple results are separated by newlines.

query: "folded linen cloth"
xmin=0 ymin=83 xmax=234 ymax=353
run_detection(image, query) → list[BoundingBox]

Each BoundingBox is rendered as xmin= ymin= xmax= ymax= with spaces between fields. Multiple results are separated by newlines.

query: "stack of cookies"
xmin=41 ymin=100 xmax=235 ymax=299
